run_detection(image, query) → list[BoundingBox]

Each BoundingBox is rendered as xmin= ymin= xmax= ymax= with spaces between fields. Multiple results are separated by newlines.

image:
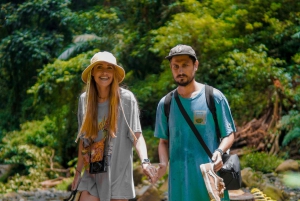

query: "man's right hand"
xmin=156 ymin=163 xmax=168 ymax=181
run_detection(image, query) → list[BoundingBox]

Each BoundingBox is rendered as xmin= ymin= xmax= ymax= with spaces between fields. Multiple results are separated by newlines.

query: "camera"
xmin=89 ymin=156 xmax=108 ymax=174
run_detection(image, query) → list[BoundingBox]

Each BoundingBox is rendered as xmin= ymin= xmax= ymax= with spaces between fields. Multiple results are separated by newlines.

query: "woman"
xmin=72 ymin=51 xmax=157 ymax=201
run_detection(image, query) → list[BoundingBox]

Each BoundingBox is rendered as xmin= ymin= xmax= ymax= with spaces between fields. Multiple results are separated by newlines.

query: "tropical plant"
xmin=0 ymin=0 xmax=73 ymax=132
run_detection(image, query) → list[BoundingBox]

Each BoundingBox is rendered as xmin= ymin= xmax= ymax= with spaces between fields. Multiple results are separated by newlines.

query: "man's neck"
xmin=177 ymin=81 xmax=203 ymax=98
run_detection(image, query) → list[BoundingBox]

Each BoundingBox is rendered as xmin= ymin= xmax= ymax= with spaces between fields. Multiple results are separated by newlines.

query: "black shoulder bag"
xmin=174 ymin=89 xmax=241 ymax=190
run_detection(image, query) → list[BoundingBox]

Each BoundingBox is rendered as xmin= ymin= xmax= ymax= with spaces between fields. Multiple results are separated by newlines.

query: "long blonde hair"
xmin=78 ymin=69 xmax=120 ymax=140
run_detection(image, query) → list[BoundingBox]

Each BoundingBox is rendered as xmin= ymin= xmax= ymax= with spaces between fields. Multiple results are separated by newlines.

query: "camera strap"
xmin=119 ymin=98 xmax=138 ymax=142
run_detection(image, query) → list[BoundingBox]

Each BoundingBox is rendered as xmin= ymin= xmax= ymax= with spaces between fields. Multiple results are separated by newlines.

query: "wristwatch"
xmin=215 ymin=148 xmax=224 ymax=156
xmin=141 ymin=158 xmax=151 ymax=165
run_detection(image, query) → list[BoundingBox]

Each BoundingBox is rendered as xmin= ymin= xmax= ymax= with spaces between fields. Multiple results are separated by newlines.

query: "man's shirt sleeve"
xmin=154 ymin=96 xmax=169 ymax=140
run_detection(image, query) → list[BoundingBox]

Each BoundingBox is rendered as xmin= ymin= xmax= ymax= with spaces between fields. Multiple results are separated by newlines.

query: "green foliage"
xmin=279 ymin=110 xmax=300 ymax=147
xmin=0 ymin=143 xmax=55 ymax=171
xmin=222 ymin=45 xmax=286 ymax=122
xmin=59 ymin=6 xmax=121 ymax=60
xmin=0 ymin=168 xmax=48 ymax=193
xmin=1 ymin=117 xmax=57 ymax=148
xmin=58 ymin=34 xmax=101 ymax=60
xmin=125 ymin=67 xmax=175 ymax=128
xmin=0 ymin=0 xmax=300 ymax=192
xmin=240 ymin=152 xmax=283 ymax=173
xmin=150 ymin=0 xmax=298 ymax=123
xmin=0 ymin=0 xmax=73 ymax=131
xmin=0 ymin=117 xmax=63 ymax=192
xmin=55 ymin=177 xmax=73 ymax=191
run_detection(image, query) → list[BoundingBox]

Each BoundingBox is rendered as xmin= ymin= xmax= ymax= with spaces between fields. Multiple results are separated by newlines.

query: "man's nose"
xmin=178 ymin=67 xmax=184 ymax=73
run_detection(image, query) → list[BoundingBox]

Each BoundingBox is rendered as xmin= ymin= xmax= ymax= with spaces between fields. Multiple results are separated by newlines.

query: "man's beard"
xmin=174 ymin=74 xmax=194 ymax=86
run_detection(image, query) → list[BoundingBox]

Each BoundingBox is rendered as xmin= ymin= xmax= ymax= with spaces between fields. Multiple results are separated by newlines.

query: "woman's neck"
xmin=96 ymin=86 xmax=110 ymax=103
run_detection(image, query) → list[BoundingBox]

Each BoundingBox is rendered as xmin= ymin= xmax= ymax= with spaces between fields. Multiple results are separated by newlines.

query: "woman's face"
xmin=92 ymin=62 xmax=114 ymax=87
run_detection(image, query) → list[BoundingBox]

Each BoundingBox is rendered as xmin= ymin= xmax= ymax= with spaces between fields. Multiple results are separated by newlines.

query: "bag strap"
xmin=165 ymin=86 xmax=221 ymax=141
xmin=174 ymin=90 xmax=213 ymax=158
xmin=205 ymin=85 xmax=221 ymax=140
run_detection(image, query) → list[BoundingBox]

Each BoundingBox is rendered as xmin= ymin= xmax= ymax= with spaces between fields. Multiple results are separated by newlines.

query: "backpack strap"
xmin=163 ymin=90 xmax=175 ymax=136
xmin=205 ymin=85 xmax=221 ymax=141
xmin=164 ymin=90 xmax=174 ymax=123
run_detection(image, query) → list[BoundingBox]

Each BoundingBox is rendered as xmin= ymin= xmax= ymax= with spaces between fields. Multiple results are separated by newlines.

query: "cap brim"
xmin=165 ymin=53 xmax=197 ymax=60
xmin=82 ymin=61 xmax=125 ymax=83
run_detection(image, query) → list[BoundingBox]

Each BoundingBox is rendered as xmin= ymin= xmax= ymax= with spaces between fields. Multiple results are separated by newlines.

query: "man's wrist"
xmin=215 ymin=148 xmax=224 ymax=156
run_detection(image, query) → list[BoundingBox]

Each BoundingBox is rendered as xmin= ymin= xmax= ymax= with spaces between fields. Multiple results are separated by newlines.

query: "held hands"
xmin=142 ymin=163 xmax=168 ymax=185
xmin=142 ymin=164 xmax=158 ymax=184
xmin=212 ymin=151 xmax=223 ymax=172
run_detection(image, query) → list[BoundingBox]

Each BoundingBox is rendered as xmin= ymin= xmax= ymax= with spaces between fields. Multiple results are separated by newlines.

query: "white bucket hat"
xmin=81 ymin=51 xmax=125 ymax=83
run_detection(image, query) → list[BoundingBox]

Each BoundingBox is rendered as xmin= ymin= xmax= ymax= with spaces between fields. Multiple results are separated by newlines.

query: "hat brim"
xmin=81 ymin=61 xmax=125 ymax=83
xmin=165 ymin=53 xmax=197 ymax=60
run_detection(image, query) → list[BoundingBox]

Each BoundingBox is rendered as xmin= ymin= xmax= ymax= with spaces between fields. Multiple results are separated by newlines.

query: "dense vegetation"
xmin=0 ymin=0 xmax=299 ymax=192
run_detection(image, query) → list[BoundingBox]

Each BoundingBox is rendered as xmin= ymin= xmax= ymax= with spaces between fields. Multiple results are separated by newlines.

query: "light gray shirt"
xmin=77 ymin=88 xmax=142 ymax=200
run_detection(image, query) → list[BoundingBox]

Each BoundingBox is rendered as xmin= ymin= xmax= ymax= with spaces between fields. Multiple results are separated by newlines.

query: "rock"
xmin=137 ymin=185 xmax=162 ymax=201
xmin=275 ymin=159 xmax=299 ymax=173
xmin=261 ymin=184 xmax=286 ymax=201
xmin=241 ymin=168 xmax=255 ymax=187
xmin=0 ymin=164 xmax=12 ymax=177
xmin=241 ymin=168 xmax=268 ymax=187
xmin=135 ymin=185 xmax=152 ymax=197
xmin=159 ymin=179 xmax=168 ymax=192
xmin=229 ymin=189 xmax=254 ymax=201
xmin=3 ymin=192 xmax=23 ymax=200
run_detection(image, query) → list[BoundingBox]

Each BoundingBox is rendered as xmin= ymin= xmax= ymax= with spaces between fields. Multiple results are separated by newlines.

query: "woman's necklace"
xmin=97 ymin=94 xmax=108 ymax=100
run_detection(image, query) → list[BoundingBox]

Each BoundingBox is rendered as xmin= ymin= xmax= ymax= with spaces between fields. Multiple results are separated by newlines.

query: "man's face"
xmin=170 ymin=55 xmax=198 ymax=86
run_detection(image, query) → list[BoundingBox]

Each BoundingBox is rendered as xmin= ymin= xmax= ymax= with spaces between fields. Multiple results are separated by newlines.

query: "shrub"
xmin=240 ymin=152 xmax=283 ymax=173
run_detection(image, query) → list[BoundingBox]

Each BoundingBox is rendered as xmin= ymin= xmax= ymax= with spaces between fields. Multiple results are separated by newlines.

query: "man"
xmin=154 ymin=44 xmax=236 ymax=201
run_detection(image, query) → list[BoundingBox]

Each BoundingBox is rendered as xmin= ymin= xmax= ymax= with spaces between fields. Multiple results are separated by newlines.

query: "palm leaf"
xmin=58 ymin=34 xmax=101 ymax=60
xmin=291 ymin=32 xmax=300 ymax=39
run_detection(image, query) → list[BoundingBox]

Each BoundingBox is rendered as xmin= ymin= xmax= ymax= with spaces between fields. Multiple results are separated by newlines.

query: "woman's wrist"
xmin=75 ymin=168 xmax=81 ymax=174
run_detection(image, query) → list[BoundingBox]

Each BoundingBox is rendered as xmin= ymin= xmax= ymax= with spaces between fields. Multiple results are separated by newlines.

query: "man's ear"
xmin=194 ymin=60 xmax=199 ymax=70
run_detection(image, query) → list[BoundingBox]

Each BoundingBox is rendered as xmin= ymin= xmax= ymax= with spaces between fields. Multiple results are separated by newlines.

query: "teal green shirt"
xmin=154 ymin=87 xmax=236 ymax=201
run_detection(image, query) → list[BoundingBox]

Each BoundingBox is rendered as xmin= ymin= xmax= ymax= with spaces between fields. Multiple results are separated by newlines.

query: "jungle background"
xmin=0 ymin=0 xmax=299 ymax=194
